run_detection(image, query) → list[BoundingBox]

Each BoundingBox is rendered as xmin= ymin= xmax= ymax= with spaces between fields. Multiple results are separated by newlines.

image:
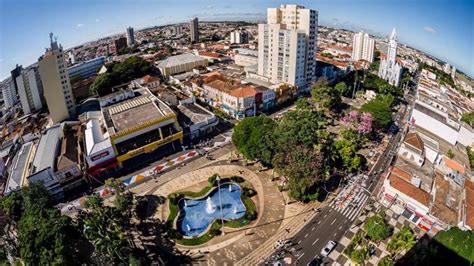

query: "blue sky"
xmin=1 ymin=0 xmax=473 ymax=79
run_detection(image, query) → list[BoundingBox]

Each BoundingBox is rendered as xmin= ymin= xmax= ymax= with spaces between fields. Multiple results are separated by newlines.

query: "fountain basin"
xmin=176 ymin=183 xmax=246 ymax=237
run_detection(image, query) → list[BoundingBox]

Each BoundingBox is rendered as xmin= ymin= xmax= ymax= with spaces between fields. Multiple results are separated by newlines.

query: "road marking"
xmin=304 ymin=233 xmax=309 ymax=238
xmin=330 ymin=218 xmax=337 ymax=225
xmin=324 ymin=214 xmax=327 ymax=218
xmin=297 ymin=253 xmax=304 ymax=260
xmin=318 ymin=220 xmax=321 ymax=224
xmin=339 ymin=225 xmax=343 ymax=230
xmin=333 ymin=232 xmax=337 ymax=237
xmin=312 ymin=238 xmax=320 ymax=245
xmin=298 ymin=240 xmax=302 ymax=245
xmin=311 ymin=227 xmax=315 ymax=231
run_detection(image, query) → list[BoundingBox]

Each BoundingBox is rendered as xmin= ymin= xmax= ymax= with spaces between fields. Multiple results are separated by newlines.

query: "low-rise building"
xmin=156 ymin=53 xmax=208 ymax=77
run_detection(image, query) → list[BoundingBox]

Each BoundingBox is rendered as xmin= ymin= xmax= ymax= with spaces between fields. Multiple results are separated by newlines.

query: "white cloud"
xmin=423 ymin=26 xmax=436 ymax=34
xmin=76 ymin=23 xmax=84 ymax=28
xmin=95 ymin=18 xmax=101 ymax=23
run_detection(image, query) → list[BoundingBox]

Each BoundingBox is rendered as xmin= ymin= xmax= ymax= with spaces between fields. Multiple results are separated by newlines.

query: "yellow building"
xmin=100 ymin=87 xmax=183 ymax=166
xmin=38 ymin=34 xmax=76 ymax=123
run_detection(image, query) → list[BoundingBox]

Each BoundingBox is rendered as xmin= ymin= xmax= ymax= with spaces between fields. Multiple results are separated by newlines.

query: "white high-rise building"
xmin=257 ymin=4 xmax=318 ymax=90
xmin=190 ymin=17 xmax=199 ymax=43
xmin=352 ymin=31 xmax=375 ymax=62
xmin=451 ymin=66 xmax=456 ymax=79
xmin=38 ymin=33 xmax=76 ymax=123
xmin=378 ymin=28 xmax=402 ymax=87
xmin=126 ymin=26 xmax=135 ymax=46
xmin=443 ymin=63 xmax=452 ymax=74
xmin=16 ymin=65 xmax=44 ymax=115
xmin=230 ymin=30 xmax=249 ymax=44
xmin=1 ymin=78 xmax=18 ymax=109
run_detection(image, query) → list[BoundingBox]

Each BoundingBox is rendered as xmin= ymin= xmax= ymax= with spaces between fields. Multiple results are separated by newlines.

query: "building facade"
xmin=378 ymin=28 xmax=402 ymax=86
xmin=38 ymin=33 xmax=76 ymax=123
xmin=113 ymin=37 xmax=128 ymax=55
xmin=352 ymin=31 xmax=375 ymax=62
xmin=230 ymin=30 xmax=249 ymax=44
xmin=16 ymin=65 xmax=44 ymax=115
xmin=126 ymin=26 xmax=135 ymax=46
xmin=68 ymin=56 xmax=105 ymax=80
xmin=257 ymin=4 xmax=318 ymax=90
xmin=190 ymin=17 xmax=199 ymax=43
xmin=1 ymin=78 xmax=18 ymax=109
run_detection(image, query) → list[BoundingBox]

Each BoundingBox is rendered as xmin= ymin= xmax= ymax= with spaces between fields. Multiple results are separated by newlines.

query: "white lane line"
xmin=298 ymin=240 xmax=302 ymax=245
xmin=341 ymin=205 xmax=352 ymax=216
xmin=297 ymin=253 xmax=305 ymax=260
xmin=318 ymin=220 xmax=321 ymax=224
xmin=312 ymin=227 xmax=315 ymax=231
xmin=339 ymin=225 xmax=343 ymax=230
xmin=348 ymin=194 xmax=369 ymax=220
xmin=312 ymin=238 xmax=320 ymax=246
xmin=333 ymin=232 xmax=337 ymax=237
xmin=330 ymin=218 xmax=337 ymax=225
xmin=304 ymin=233 xmax=309 ymax=238
xmin=324 ymin=214 xmax=328 ymax=218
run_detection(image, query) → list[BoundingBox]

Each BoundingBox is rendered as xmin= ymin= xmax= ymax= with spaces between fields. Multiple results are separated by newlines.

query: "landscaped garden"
xmin=166 ymin=174 xmax=257 ymax=246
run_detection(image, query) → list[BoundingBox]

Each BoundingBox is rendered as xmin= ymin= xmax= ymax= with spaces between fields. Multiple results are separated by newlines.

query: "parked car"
xmin=320 ymin=240 xmax=337 ymax=257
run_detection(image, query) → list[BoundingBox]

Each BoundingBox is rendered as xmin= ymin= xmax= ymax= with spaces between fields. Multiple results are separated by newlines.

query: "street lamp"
xmin=216 ymin=175 xmax=226 ymax=235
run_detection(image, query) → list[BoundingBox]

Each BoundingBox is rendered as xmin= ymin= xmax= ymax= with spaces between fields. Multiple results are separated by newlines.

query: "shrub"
xmin=378 ymin=256 xmax=395 ymax=266
xmin=245 ymin=211 xmax=257 ymax=221
xmin=168 ymin=193 xmax=182 ymax=205
xmin=242 ymin=187 xmax=256 ymax=197
xmin=364 ymin=214 xmax=392 ymax=241
xmin=208 ymin=174 xmax=219 ymax=186
xmin=351 ymin=245 xmax=370 ymax=264
xmin=230 ymin=176 xmax=244 ymax=183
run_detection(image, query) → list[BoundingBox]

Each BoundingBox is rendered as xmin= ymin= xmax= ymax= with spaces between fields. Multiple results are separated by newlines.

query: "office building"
xmin=1 ymin=78 xmax=18 ymax=109
xmin=113 ymin=37 xmax=128 ymax=55
xmin=352 ymin=31 xmax=375 ymax=62
xmin=257 ymin=4 xmax=318 ymax=90
xmin=126 ymin=26 xmax=135 ymax=46
xmin=378 ymin=28 xmax=402 ymax=86
xmin=10 ymin=64 xmax=23 ymax=94
xmin=38 ymin=33 xmax=76 ymax=123
xmin=68 ymin=56 xmax=105 ymax=80
xmin=16 ymin=64 xmax=44 ymax=115
xmin=190 ymin=17 xmax=199 ymax=43
xmin=230 ymin=30 xmax=249 ymax=44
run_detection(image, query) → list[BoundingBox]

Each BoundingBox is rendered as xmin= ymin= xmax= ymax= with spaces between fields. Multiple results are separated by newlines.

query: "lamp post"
xmin=216 ymin=175 xmax=226 ymax=235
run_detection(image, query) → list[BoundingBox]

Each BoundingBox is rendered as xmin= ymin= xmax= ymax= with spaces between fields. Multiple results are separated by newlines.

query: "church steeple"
xmin=390 ymin=28 xmax=397 ymax=41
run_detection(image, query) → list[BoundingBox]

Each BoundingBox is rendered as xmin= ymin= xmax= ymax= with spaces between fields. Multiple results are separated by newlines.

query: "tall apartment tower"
xmin=16 ymin=64 xmax=44 ymax=115
xmin=230 ymin=30 xmax=249 ymax=44
xmin=257 ymin=4 xmax=318 ymax=90
xmin=126 ymin=26 xmax=135 ymax=46
xmin=1 ymin=78 xmax=18 ymax=109
xmin=38 ymin=33 xmax=76 ymax=123
xmin=352 ymin=31 xmax=375 ymax=62
xmin=10 ymin=64 xmax=23 ymax=95
xmin=378 ymin=28 xmax=402 ymax=86
xmin=190 ymin=17 xmax=199 ymax=43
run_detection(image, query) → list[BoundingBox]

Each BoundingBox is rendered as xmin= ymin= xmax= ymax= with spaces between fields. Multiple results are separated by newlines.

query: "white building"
xmin=378 ymin=28 xmax=402 ymax=86
xmin=230 ymin=30 xmax=249 ymax=44
xmin=16 ymin=65 xmax=44 ymax=115
xmin=234 ymin=54 xmax=258 ymax=67
xmin=190 ymin=17 xmax=199 ymax=43
xmin=156 ymin=53 xmax=208 ymax=77
xmin=352 ymin=31 xmax=375 ymax=62
xmin=126 ymin=26 xmax=135 ymax=46
xmin=451 ymin=66 xmax=456 ymax=79
xmin=257 ymin=4 xmax=318 ymax=90
xmin=1 ymin=78 xmax=18 ymax=109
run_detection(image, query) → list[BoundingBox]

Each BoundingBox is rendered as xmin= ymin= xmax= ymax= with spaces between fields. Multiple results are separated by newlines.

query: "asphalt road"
xmin=266 ymin=103 xmax=411 ymax=265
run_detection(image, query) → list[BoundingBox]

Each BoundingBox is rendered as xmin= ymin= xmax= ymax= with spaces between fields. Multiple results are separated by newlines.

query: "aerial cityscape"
xmin=0 ymin=1 xmax=473 ymax=265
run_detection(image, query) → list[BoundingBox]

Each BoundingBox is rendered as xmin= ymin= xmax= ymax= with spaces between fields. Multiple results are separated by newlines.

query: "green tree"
xmin=387 ymin=226 xmax=416 ymax=254
xmin=0 ymin=191 xmax=23 ymax=223
xmin=360 ymin=96 xmax=393 ymax=129
xmin=295 ymin=98 xmax=310 ymax=110
xmin=351 ymin=245 xmax=370 ymax=264
xmin=378 ymin=256 xmax=395 ymax=266
xmin=461 ymin=112 xmax=474 ymax=127
xmin=364 ymin=214 xmax=392 ymax=241
xmin=335 ymin=82 xmax=350 ymax=97
xmin=333 ymin=139 xmax=363 ymax=173
xmin=311 ymin=78 xmax=341 ymax=111
xmin=447 ymin=149 xmax=455 ymax=159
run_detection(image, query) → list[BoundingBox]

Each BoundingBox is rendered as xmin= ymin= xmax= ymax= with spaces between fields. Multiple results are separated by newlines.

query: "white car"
xmin=320 ymin=240 xmax=337 ymax=257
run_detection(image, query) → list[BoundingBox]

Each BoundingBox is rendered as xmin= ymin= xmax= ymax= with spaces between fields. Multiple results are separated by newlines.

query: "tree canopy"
xmin=364 ymin=214 xmax=392 ymax=241
xmin=90 ymin=56 xmax=152 ymax=96
xmin=360 ymin=95 xmax=393 ymax=130
xmin=311 ymin=78 xmax=342 ymax=111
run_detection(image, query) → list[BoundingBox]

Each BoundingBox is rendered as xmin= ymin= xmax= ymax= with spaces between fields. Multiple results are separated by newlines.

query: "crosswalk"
xmin=329 ymin=190 xmax=370 ymax=221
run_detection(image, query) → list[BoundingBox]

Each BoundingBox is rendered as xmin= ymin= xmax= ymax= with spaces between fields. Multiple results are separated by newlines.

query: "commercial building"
xmin=257 ymin=4 xmax=318 ymax=90
xmin=1 ymin=78 xmax=18 ymax=109
xmin=352 ymin=31 xmax=375 ymax=62
xmin=38 ymin=33 xmax=76 ymax=123
xmin=16 ymin=64 xmax=44 ymax=115
xmin=177 ymin=98 xmax=218 ymax=140
xmin=190 ymin=17 xmax=199 ymax=43
xmin=126 ymin=26 xmax=135 ymax=46
xmin=230 ymin=29 xmax=249 ymax=44
xmin=156 ymin=53 xmax=208 ymax=77
xmin=85 ymin=86 xmax=183 ymax=171
xmin=10 ymin=64 xmax=23 ymax=95
xmin=113 ymin=37 xmax=128 ymax=55
xmin=68 ymin=56 xmax=105 ymax=80
xmin=4 ymin=142 xmax=34 ymax=195
xmin=378 ymin=28 xmax=402 ymax=86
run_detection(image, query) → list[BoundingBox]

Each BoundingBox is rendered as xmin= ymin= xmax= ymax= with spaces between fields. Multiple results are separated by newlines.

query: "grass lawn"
xmin=434 ymin=227 xmax=474 ymax=263
xmin=176 ymin=221 xmax=222 ymax=246
xmin=180 ymin=184 xmax=213 ymax=198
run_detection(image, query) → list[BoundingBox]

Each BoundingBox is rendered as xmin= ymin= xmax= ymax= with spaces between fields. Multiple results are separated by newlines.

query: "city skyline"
xmin=0 ymin=0 xmax=473 ymax=79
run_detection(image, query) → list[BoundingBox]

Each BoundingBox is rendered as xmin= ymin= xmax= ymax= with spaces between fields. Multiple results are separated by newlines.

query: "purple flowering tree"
xmin=341 ymin=111 xmax=373 ymax=134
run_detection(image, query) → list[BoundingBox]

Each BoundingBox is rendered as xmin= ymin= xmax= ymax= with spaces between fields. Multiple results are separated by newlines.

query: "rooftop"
xmin=388 ymin=167 xmax=431 ymax=207
xmin=57 ymin=125 xmax=80 ymax=171
xmin=156 ymin=53 xmax=205 ymax=68
xmin=31 ymin=125 xmax=62 ymax=174
xmin=430 ymin=173 xmax=462 ymax=225
xmin=5 ymin=142 xmax=33 ymax=194
xmin=178 ymin=103 xmax=215 ymax=125
xmin=404 ymin=132 xmax=424 ymax=152
xmin=102 ymin=88 xmax=174 ymax=134
xmin=465 ymin=179 xmax=474 ymax=229
xmin=394 ymin=156 xmax=435 ymax=192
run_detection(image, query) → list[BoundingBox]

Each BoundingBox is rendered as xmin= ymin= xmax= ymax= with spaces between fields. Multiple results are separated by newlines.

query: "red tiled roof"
xmin=465 ymin=180 xmax=474 ymax=228
xmin=390 ymin=166 xmax=412 ymax=183
xmin=404 ymin=132 xmax=424 ymax=152
xmin=443 ymin=156 xmax=465 ymax=174
xmin=142 ymin=75 xmax=159 ymax=84
xmin=229 ymin=86 xmax=258 ymax=98
xmin=199 ymin=51 xmax=222 ymax=58
xmin=388 ymin=168 xmax=430 ymax=207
